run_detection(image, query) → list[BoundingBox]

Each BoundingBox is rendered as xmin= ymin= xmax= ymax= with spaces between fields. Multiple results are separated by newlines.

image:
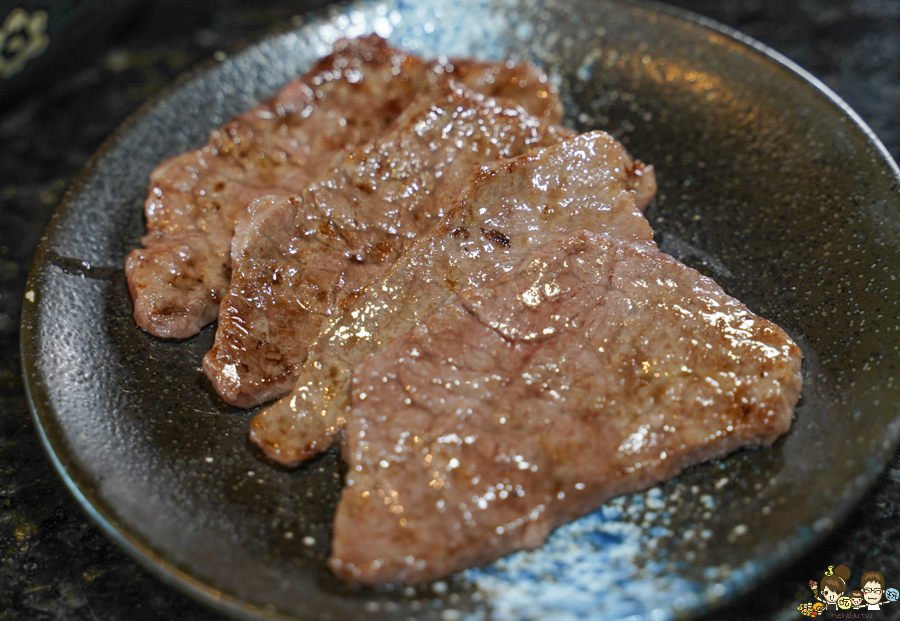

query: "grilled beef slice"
xmin=329 ymin=230 xmax=802 ymax=584
xmin=249 ymin=131 xmax=657 ymax=465
xmin=125 ymin=34 xmax=563 ymax=339
xmin=202 ymin=84 xmax=572 ymax=408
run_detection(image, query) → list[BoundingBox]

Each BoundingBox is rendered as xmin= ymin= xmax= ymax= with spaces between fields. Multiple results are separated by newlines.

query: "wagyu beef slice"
xmin=330 ymin=230 xmax=802 ymax=584
xmin=203 ymin=84 xmax=571 ymax=407
xmin=126 ymin=34 xmax=564 ymax=339
xmin=250 ymin=131 xmax=657 ymax=465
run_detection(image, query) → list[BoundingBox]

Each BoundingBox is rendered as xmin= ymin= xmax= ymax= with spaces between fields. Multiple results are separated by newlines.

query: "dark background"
xmin=1 ymin=0 xmax=898 ymax=619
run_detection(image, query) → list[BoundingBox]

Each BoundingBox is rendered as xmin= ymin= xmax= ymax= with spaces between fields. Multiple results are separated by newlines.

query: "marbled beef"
xmin=125 ymin=35 xmax=563 ymax=339
xmin=202 ymin=84 xmax=572 ymax=407
xmin=330 ymin=230 xmax=802 ymax=584
xmin=249 ymin=131 xmax=657 ymax=465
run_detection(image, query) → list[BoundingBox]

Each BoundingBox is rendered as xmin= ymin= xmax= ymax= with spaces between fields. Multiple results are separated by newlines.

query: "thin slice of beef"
xmin=330 ymin=230 xmax=802 ymax=584
xmin=203 ymin=84 xmax=572 ymax=408
xmin=125 ymin=34 xmax=564 ymax=339
xmin=249 ymin=131 xmax=657 ymax=465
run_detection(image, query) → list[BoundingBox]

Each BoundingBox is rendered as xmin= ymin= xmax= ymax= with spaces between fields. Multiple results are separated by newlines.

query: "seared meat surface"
xmin=330 ymin=230 xmax=802 ymax=584
xmin=249 ymin=131 xmax=657 ymax=465
xmin=203 ymin=85 xmax=572 ymax=407
xmin=125 ymin=35 xmax=563 ymax=339
xmin=124 ymin=33 xmax=806 ymax=589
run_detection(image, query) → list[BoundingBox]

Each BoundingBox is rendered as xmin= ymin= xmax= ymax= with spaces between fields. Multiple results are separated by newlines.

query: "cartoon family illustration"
xmin=797 ymin=565 xmax=898 ymax=617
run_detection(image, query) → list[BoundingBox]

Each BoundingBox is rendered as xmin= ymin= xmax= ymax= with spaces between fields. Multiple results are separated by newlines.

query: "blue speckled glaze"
xmin=464 ymin=498 xmax=704 ymax=621
xmin=300 ymin=0 xmax=515 ymax=61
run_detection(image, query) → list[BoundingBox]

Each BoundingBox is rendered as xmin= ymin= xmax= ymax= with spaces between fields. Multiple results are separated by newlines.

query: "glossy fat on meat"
xmin=249 ymin=131 xmax=657 ymax=465
xmin=125 ymin=34 xmax=564 ymax=339
xmin=202 ymin=84 xmax=572 ymax=407
xmin=329 ymin=230 xmax=802 ymax=584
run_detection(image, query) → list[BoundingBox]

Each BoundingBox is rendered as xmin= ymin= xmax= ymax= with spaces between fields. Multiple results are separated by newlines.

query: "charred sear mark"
xmin=450 ymin=227 xmax=470 ymax=239
xmin=370 ymin=240 xmax=395 ymax=263
xmin=319 ymin=219 xmax=343 ymax=239
xmin=340 ymin=290 xmax=363 ymax=312
xmin=481 ymin=227 xmax=510 ymax=247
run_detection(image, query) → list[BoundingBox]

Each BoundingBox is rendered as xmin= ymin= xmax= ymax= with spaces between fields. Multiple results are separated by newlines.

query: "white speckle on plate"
xmin=464 ymin=502 xmax=704 ymax=621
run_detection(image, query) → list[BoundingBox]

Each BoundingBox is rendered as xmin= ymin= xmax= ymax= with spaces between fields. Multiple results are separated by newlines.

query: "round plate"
xmin=21 ymin=0 xmax=900 ymax=619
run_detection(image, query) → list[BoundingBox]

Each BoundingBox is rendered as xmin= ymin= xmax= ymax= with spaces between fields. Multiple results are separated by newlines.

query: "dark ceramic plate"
xmin=21 ymin=0 xmax=900 ymax=619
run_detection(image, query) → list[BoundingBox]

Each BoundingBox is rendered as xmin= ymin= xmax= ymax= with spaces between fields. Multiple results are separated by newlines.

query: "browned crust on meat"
xmin=329 ymin=231 xmax=801 ymax=584
xmin=127 ymin=34 xmax=566 ymax=340
xmin=203 ymin=85 xmax=572 ymax=408
xmin=248 ymin=131 xmax=657 ymax=466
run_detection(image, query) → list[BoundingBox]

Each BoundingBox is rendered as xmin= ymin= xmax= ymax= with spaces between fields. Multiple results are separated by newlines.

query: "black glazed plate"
xmin=21 ymin=0 xmax=900 ymax=619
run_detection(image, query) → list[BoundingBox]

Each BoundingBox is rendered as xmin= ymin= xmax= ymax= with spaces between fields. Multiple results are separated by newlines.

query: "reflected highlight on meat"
xmin=125 ymin=34 xmax=564 ymax=339
xmin=249 ymin=131 xmax=657 ymax=465
xmin=202 ymin=85 xmax=572 ymax=407
xmin=329 ymin=231 xmax=802 ymax=584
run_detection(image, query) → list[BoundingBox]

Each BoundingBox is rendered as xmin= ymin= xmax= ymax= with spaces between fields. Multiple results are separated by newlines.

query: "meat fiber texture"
xmin=203 ymin=84 xmax=573 ymax=407
xmin=249 ymin=131 xmax=658 ymax=465
xmin=330 ymin=230 xmax=802 ymax=584
xmin=125 ymin=34 xmax=563 ymax=339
